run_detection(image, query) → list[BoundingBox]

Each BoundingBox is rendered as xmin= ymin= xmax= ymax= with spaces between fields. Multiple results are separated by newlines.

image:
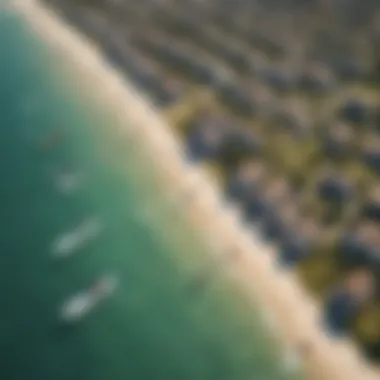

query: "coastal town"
xmin=21 ymin=0 xmax=380 ymax=378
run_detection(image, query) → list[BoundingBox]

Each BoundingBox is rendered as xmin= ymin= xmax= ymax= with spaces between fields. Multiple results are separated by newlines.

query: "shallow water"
xmin=0 ymin=11 xmax=305 ymax=380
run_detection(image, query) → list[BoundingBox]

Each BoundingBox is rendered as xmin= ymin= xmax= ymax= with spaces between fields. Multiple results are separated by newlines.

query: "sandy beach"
xmin=12 ymin=1 xmax=380 ymax=379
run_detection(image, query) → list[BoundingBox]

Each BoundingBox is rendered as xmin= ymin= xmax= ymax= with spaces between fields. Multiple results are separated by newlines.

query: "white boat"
xmin=51 ymin=217 xmax=103 ymax=259
xmin=60 ymin=275 xmax=118 ymax=323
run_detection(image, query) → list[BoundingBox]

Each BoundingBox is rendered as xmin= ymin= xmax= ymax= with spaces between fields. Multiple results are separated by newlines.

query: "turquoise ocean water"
xmin=0 ymin=10 xmax=305 ymax=380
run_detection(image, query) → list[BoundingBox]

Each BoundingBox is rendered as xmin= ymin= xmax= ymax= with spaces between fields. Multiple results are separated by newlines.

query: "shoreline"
xmin=12 ymin=1 xmax=379 ymax=379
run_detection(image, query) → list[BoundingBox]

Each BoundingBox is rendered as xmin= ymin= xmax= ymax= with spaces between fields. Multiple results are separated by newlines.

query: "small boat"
xmin=59 ymin=275 xmax=118 ymax=323
xmin=51 ymin=217 xmax=103 ymax=259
